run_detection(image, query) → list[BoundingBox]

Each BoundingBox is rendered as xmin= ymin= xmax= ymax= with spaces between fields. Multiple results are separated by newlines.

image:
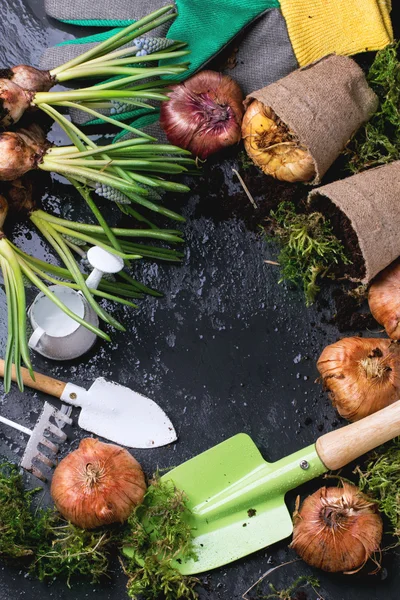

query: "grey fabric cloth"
xmin=309 ymin=161 xmax=400 ymax=283
xmin=45 ymin=0 xmax=163 ymax=23
xmin=223 ymin=9 xmax=297 ymax=96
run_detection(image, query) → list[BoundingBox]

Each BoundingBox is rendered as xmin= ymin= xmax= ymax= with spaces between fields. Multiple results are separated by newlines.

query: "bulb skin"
xmin=317 ymin=337 xmax=400 ymax=421
xmin=0 ymin=125 xmax=48 ymax=181
xmin=369 ymin=259 xmax=400 ymax=339
xmin=10 ymin=65 xmax=53 ymax=92
xmin=160 ymin=70 xmax=244 ymax=159
xmin=241 ymin=100 xmax=315 ymax=182
xmin=0 ymin=79 xmax=31 ymax=128
xmin=51 ymin=438 xmax=147 ymax=529
xmin=291 ymin=483 xmax=382 ymax=573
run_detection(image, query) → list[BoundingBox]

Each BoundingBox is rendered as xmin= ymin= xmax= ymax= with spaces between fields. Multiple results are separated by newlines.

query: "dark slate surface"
xmin=0 ymin=2 xmax=399 ymax=599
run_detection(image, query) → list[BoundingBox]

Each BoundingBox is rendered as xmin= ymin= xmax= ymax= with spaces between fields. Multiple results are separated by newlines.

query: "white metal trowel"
xmin=0 ymin=360 xmax=177 ymax=449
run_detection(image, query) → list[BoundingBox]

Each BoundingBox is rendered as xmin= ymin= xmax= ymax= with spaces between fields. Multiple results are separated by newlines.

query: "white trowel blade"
xmin=76 ymin=378 xmax=177 ymax=448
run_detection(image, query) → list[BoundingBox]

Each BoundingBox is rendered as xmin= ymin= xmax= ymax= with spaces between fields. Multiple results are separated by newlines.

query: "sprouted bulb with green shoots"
xmin=0 ymin=6 xmax=190 ymax=130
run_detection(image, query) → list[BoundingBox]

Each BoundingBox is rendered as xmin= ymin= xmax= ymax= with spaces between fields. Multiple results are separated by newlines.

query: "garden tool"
xmin=157 ymin=399 xmax=400 ymax=574
xmin=0 ymin=402 xmax=73 ymax=481
xmin=0 ymin=360 xmax=177 ymax=449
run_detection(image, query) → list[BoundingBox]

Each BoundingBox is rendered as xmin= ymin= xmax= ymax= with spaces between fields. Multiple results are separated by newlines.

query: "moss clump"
xmin=0 ymin=462 xmax=53 ymax=559
xmin=268 ymin=202 xmax=350 ymax=305
xmin=356 ymin=437 xmax=400 ymax=541
xmin=32 ymin=523 xmax=115 ymax=587
xmin=122 ymin=476 xmax=199 ymax=600
xmin=347 ymin=42 xmax=400 ymax=173
xmin=0 ymin=462 xmax=198 ymax=596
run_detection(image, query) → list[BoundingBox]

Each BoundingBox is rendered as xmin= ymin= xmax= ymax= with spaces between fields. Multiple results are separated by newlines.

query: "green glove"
xmin=42 ymin=0 xmax=297 ymax=94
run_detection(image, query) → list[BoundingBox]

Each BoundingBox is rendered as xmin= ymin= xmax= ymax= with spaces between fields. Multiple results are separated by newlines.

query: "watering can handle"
xmin=316 ymin=399 xmax=400 ymax=470
xmin=0 ymin=359 xmax=67 ymax=398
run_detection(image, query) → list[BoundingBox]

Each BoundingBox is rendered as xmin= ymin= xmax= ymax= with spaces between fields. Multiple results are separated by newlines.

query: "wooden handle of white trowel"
xmin=0 ymin=360 xmax=67 ymax=398
xmin=316 ymin=400 xmax=400 ymax=470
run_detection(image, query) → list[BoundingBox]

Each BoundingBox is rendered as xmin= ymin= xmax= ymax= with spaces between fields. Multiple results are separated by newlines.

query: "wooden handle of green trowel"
xmin=0 ymin=360 xmax=67 ymax=398
xmin=316 ymin=400 xmax=400 ymax=470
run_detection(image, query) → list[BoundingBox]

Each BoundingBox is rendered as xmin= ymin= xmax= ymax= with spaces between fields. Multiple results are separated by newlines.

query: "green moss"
xmin=238 ymin=150 xmax=255 ymax=171
xmin=32 ymin=523 xmax=115 ymax=587
xmin=252 ymin=575 xmax=320 ymax=600
xmin=268 ymin=202 xmax=350 ymax=305
xmin=356 ymin=437 xmax=400 ymax=540
xmin=346 ymin=42 xmax=400 ymax=173
xmin=122 ymin=475 xmax=199 ymax=600
xmin=0 ymin=462 xmax=53 ymax=559
xmin=0 ymin=463 xmax=198 ymax=595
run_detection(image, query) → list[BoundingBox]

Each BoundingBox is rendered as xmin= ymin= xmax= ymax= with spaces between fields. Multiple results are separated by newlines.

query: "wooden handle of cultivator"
xmin=316 ymin=400 xmax=400 ymax=470
xmin=0 ymin=360 xmax=67 ymax=398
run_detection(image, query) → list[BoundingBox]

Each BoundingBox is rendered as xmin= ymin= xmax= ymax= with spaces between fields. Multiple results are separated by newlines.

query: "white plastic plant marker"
xmin=28 ymin=246 xmax=124 ymax=361
xmin=0 ymin=361 xmax=177 ymax=449
xmin=86 ymin=246 xmax=124 ymax=288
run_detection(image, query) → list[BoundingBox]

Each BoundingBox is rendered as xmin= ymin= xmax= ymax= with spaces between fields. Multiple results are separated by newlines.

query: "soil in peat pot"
xmin=188 ymin=151 xmax=376 ymax=331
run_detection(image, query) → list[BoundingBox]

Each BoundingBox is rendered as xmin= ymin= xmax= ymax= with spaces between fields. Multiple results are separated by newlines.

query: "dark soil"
xmin=190 ymin=146 xmax=375 ymax=331
xmin=310 ymin=193 xmax=365 ymax=281
xmin=192 ymin=154 xmax=308 ymax=231
xmin=330 ymin=287 xmax=379 ymax=333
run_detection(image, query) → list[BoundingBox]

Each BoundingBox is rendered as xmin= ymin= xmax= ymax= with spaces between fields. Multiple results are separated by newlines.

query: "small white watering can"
xmin=28 ymin=246 xmax=124 ymax=361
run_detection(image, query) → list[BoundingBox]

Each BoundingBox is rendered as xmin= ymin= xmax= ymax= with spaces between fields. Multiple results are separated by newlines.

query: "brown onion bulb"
xmin=290 ymin=483 xmax=382 ymax=573
xmin=4 ymin=176 xmax=36 ymax=215
xmin=51 ymin=438 xmax=147 ymax=529
xmin=10 ymin=66 xmax=53 ymax=92
xmin=0 ymin=79 xmax=31 ymax=128
xmin=241 ymin=100 xmax=315 ymax=182
xmin=369 ymin=259 xmax=400 ymax=339
xmin=160 ymin=70 xmax=244 ymax=159
xmin=317 ymin=337 xmax=400 ymax=421
xmin=0 ymin=132 xmax=38 ymax=180
xmin=0 ymin=124 xmax=48 ymax=181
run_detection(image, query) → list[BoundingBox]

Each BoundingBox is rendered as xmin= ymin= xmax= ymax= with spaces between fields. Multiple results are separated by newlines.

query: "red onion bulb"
xmin=160 ymin=70 xmax=244 ymax=159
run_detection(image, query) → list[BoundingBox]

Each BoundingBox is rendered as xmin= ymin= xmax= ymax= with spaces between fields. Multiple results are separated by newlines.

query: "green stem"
xmin=52 ymin=102 xmax=157 ymax=136
xmin=88 ymin=77 xmax=178 ymax=92
xmin=31 ymin=214 xmax=140 ymax=260
xmin=69 ymin=179 xmax=122 ymax=252
xmin=54 ymin=158 xmax=188 ymax=174
xmin=1 ymin=257 xmax=17 ymax=392
xmin=48 ymin=63 xmax=187 ymax=86
xmin=41 ymin=160 xmax=143 ymax=194
xmin=32 ymin=219 xmax=126 ymax=331
xmin=50 ymin=6 xmax=176 ymax=75
xmin=32 ymin=210 xmax=183 ymax=241
xmin=46 ymin=141 xmax=191 ymax=160
xmin=0 ymin=240 xmax=33 ymax=376
xmin=81 ymin=49 xmax=190 ymax=69
xmin=10 ymin=243 xmax=143 ymax=299
xmin=20 ymin=259 xmax=139 ymax=308
xmin=78 ymin=68 xmax=184 ymax=91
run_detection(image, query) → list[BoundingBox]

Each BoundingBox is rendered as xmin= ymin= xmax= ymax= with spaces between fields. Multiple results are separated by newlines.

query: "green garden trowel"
xmin=161 ymin=400 xmax=400 ymax=574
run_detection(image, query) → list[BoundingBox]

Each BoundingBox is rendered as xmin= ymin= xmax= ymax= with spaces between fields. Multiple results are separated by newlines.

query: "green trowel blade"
xmin=161 ymin=433 xmax=326 ymax=574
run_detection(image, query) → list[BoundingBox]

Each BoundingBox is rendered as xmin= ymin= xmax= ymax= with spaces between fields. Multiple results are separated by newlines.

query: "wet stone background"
xmin=0 ymin=2 xmax=399 ymax=599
